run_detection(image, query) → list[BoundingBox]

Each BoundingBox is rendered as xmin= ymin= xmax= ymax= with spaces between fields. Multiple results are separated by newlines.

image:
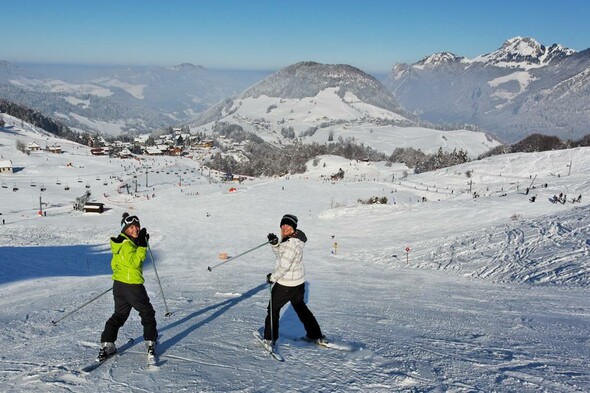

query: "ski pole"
xmin=51 ymin=286 xmax=112 ymax=325
xmin=207 ymin=240 xmax=270 ymax=272
xmin=269 ymin=283 xmax=275 ymax=345
xmin=147 ymin=242 xmax=172 ymax=317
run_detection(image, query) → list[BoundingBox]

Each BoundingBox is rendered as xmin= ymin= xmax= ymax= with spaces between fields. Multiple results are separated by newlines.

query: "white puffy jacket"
xmin=270 ymin=230 xmax=307 ymax=287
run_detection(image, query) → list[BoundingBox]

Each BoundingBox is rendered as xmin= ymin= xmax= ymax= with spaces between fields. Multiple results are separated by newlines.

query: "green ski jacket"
xmin=110 ymin=233 xmax=147 ymax=284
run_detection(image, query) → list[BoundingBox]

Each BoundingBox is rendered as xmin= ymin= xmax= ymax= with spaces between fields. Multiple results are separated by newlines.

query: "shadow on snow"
xmin=157 ymin=282 xmax=268 ymax=355
xmin=0 ymin=244 xmax=114 ymax=285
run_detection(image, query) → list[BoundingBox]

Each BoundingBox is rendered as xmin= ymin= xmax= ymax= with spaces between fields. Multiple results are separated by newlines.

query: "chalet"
xmin=134 ymin=134 xmax=150 ymax=144
xmin=167 ymin=147 xmax=183 ymax=156
xmin=114 ymin=141 xmax=133 ymax=149
xmin=145 ymin=146 xmax=163 ymax=155
xmin=27 ymin=142 xmax=41 ymax=152
xmin=47 ymin=145 xmax=62 ymax=154
xmin=118 ymin=148 xmax=133 ymax=158
xmin=197 ymin=140 xmax=214 ymax=149
xmin=90 ymin=148 xmax=107 ymax=156
xmin=0 ymin=160 xmax=13 ymax=174
xmin=83 ymin=202 xmax=105 ymax=214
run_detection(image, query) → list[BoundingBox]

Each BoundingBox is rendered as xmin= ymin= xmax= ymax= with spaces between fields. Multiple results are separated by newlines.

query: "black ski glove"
xmin=112 ymin=234 xmax=126 ymax=243
xmin=137 ymin=228 xmax=149 ymax=247
xmin=267 ymin=233 xmax=278 ymax=245
xmin=266 ymin=273 xmax=274 ymax=284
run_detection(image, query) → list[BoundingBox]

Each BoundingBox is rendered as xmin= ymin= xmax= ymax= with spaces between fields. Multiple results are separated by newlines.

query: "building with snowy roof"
xmin=0 ymin=160 xmax=13 ymax=174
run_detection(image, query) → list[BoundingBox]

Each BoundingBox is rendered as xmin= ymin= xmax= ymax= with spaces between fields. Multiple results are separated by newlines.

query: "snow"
xmin=1 ymin=115 xmax=589 ymax=392
xmin=63 ymin=96 xmax=91 ymax=109
xmin=464 ymin=37 xmax=574 ymax=71
xmin=96 ymin=79 xmax=147 ymax=100
xmin=412 ymin=52 xmax=468 ymax=70
xmin=8 ymin=78 xmax=114 ymax=97
xmin=488 ymin=71 xmax=536 ymax=102
xmin=196 ymin=87 xmax=501 ymax=158
xmin=233 ymin=88 xmax=406 ymax=124
xmin=308 ymin=125 xmax=498 ymax=158
xmin=67 ymin=113 xmax=140 ymax=137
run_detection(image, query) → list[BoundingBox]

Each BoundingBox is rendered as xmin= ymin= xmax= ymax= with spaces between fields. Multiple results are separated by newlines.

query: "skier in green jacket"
xmin=98 ymin=213 xmax=157 ymax=360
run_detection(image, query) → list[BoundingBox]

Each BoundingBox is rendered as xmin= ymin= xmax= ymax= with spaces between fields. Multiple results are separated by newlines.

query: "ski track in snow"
xmin=366 ymin=205 xmax=590 ymax=288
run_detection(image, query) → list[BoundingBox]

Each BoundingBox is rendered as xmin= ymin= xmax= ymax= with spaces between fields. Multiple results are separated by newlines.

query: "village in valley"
xmin=0 ymin=120 xmax=254 ymax=189
xmin=87 ymin=128 xmax=217 ymax=160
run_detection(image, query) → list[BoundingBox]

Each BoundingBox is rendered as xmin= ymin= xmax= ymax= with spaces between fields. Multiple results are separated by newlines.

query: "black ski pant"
xmin=264 ymin=282 xmax=322 ymax=341
xmin=101 ymin=280 xmax=158 ymax=343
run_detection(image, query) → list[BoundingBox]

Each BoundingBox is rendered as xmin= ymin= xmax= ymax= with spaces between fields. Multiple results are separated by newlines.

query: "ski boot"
xmin=97 ymin=342 xmax=116 ymax=361
xmin=264 ymin=339 xmax=276 ymax=348
xmin=145 ymin=340 xmax=156 ymax=357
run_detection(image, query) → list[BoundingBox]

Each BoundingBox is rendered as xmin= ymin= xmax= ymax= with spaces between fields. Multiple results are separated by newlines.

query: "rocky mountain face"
xmin=196 ymin=61 xmax=409 ymax=126
xmin=0 ymin=61 xmax=269 ymax=135
xmin=385 ymin=37 xmax=589 ymax=143
xmin=240 ymin=61 xmax=402 ymax=112
xmin=471 ymin=37 xmax=575 ymax=69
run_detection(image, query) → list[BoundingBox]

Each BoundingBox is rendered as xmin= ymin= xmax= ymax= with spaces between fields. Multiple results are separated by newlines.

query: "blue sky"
xmin=3 ymin=0 xmax=589 ymax=73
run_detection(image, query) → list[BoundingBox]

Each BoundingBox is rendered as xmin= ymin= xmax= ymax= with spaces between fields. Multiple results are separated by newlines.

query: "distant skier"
xmin=264 ymin=214 xmax=325 ymax=346
xmin=97 ymin=213 xmax=158 ymax=360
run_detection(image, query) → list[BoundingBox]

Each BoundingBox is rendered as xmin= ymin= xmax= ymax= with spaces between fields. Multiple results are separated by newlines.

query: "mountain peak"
xmin=239 ymin=61 xmax=400 ymax=112
xmin=472 ymin=36 xmax=575 ymax=69
xmin=170 ymin=63 xmax=205 ymax=71
xmin=414 ymin=52 xmax=466 ymax=69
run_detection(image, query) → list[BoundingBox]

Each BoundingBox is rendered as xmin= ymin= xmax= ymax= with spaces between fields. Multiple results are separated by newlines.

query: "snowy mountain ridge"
xmin=0 ymin=60 xmax=269 ymax=135
xmin=385 ymin=37 xmax=590 ymax=143
xmin=471 ymin=36 xmax=575 ymax=69
xmin=413 ymin=52 xmax=468 ymax=69
xmin=409 ymin=37 xmax=576 ymax=71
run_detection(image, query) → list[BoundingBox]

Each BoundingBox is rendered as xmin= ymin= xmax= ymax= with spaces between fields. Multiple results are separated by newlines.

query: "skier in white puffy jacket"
xmin=264 ymin=214 xmax=325 ymax=345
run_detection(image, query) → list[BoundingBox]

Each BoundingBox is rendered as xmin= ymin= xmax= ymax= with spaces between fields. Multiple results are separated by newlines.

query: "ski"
xmin=253 ymin=331 xmax=284 ymax=362
xmin=283 ymin=335 xmax=354 ymax=352
xmin=81 ymin=338 xmax=134 ymax=373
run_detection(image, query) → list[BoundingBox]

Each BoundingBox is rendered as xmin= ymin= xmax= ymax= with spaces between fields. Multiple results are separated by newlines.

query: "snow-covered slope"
xmin=1 ymin=119 xmax=589 ymax=392
xmin=193 ymin=62 xmax=501 ymax=158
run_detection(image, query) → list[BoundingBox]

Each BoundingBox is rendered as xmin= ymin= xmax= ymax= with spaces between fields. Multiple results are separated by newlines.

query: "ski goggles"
xmin=122 ymin=215 xmax=140 ymax=227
